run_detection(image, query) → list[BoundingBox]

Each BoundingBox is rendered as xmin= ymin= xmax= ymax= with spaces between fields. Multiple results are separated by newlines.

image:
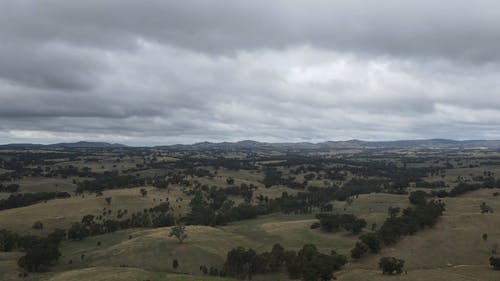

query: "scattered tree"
xmin=104 ymin=197 xmax=112 ymax=205
xmin=169 ymin=222 xmax=187 ymax=244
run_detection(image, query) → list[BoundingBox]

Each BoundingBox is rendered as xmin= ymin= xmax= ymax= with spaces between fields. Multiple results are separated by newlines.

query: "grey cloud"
xmin=1 ymin=1 xmax=500 ymax=144
xmin=1 ymin=1 xmax=500 ymax=61
xmin=0 ymin=43 xmax=105 ymax=91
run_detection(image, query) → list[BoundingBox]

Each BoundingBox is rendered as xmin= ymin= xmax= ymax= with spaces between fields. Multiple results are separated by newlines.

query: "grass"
xmin=336 ymin=266 xmax=499 ymax=281
xmin=44 ymin=266 xmax=234 ymax=281
xmin=10 ymin=177 xmax=78 ymax=193
xmin=2 ymin=183 xmax=500 ymax=280
xmin=55 ymin=226 xmax=254 ymax=275
xmin=0 ymin=186 xmax=191 ymax=234
xmin=348 ymin=188 xmax=500 ymax=279
xmin=47 ymin=187 xmax=500 ymax=281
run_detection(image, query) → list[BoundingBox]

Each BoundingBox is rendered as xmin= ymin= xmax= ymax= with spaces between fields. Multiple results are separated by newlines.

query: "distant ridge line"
xmin=1 ymin=139 xmax=500 ymax=150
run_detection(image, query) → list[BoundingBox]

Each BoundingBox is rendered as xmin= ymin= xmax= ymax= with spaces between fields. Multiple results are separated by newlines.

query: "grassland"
xmin=2 ymin=189 xmax=498 ymax=280
xmin=2 ymin=148 xmax=500 ymax=280
xmin=0 ymin=186 xmax=191 ymax=235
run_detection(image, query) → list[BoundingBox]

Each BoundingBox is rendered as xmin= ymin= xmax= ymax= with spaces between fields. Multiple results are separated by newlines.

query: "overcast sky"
xmin=1 ymin=0 xmax=500 ymax=145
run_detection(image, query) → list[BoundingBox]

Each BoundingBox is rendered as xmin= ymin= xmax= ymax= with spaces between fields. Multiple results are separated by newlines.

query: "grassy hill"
xmin=2 ymin=189 xmax=497 ymax=280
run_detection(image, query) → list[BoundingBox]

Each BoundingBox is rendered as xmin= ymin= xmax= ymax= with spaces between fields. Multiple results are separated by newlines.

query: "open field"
xmin=10 ymin=177 xmax=78 ymax=193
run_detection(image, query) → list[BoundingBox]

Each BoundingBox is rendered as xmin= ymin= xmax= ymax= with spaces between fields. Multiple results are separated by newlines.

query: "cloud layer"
xmin=1 ymin=0 xmax=500 ymax=145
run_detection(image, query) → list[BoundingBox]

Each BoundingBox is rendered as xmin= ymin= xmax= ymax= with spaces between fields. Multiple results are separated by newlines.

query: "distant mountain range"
xmin=0 ymin=141 xmax=127 ymax=149
xmin=2 ymin=139 xmax=500 ymax=150
xmin=157 ymin=139 xmax=500 ymax=151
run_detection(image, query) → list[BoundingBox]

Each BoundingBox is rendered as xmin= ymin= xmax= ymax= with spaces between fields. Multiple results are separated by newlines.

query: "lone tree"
xmin=104 ymin=197 xmax=112 ymax=205
xmin=140 ymin=188 xmax=148 ymax=197
xmin=387 ymin=207 xmax=400 ymax=218
xmin=169 ymin=222 xmax=187 ymax=244
xmin=32 ymin=221 xmax=43 ymax=230
xmin=379 ymin=257 xmax=405 ymax=275
xmin=490 ymin=256 xmax=500 ymax=270
xmin=483 ymin=233 xmax=489 ymax=242
xmin=172 ymin=259 xmax=179 ymax=269
xmin=480 ymin=202 xmax=494 ymax=213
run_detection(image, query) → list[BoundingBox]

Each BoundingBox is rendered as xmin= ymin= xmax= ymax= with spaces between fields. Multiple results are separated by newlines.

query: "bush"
xmin=32 ymin=221 xmax=43 ymax=230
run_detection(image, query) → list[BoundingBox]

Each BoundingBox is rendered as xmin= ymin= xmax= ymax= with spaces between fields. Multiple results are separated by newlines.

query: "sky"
xmin=1 ymin=0 xmax=500 ymax=145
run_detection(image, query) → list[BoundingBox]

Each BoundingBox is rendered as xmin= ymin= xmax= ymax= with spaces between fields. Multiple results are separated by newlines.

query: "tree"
xmin=67 ymin=223 xmax=89 ymax=240
xmin=269 ymin=243 xmax=285 ymax=271
xmin=140 ymin=188 xmax=148 ymax=197
xmin=224 ymin=247 xmax=256 ymax=279
xmin=315 ymin=213 xmax=366 ymax=234
xmin=490 ymin=256 xmax=500 ymax=270
xmin=226 ymin=177 xmax=235 ymax=185
xmin=359 ymin=233 xmax=381 ymax=253
xmin=480 ymin=202 xmax=493 ymax=213
xmin=172 ymin=259 xmax=179 ymax=269
xmin=5 ymin=184 xmax=20 ymax=193
xmin=287 ymin=244 xmax=346 ymax=281
xmin=104 ymin=197 xmax=112 ymax=205
xmin=169 ymin=222 xmax=187 ymax=244
xmin=388 ymin=206 xmax=400 ymax=218
xmin=350 ymin=242 xmax=368 ymax=259
xmin=409 ymin=191 xmax=427 ymax=206
xmin=379 ymin=257 xmax=405 ymax=275
xmin=81 ymin=214 xmax=95 ymax=226
xmin=0 ymin=229 xmax=18 ymax=251
xmin=18 ymin=239 xmax=61 ymax=272
xmin=483 ymin=233 xmax=489 ymax=242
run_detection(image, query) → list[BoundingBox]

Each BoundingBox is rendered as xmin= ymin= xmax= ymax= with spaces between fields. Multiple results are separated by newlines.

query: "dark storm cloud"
xmin=1 ymin=0 xmax=500 ymax=144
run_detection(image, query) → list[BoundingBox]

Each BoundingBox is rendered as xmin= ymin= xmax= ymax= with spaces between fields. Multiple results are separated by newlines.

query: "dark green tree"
xmin=379 ymin=257 xmax=405 ymax=275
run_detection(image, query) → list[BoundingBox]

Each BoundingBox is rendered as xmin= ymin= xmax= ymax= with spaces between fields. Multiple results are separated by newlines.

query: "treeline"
xmin=0 ymin=183 xmax=20 ymax=193
xmin=0 ymin=151 xmax=78 ymax=171
xmin=351 ymin=199 xmax=445 ymax=259
xmin=149 ymin=156 xmax=256 ymax=171
xmin=42 ymin=165 xmax=94 ymax=178
xmin=428 ymin=179 xmax=500 ymax=198
xmin=76 ymin=172 xmax=145 ymax=193
xmin=0 ymin=192 xmax=70 ymax=211
xmin=0 ymin=201 xmax=177 ymax=272
xmin=67 ymin=209 xmax=175 ymax=240
xmin=312 ymin=213 xmax=367 ymax=235
xmin=414 ymin=180 xmax=446 ymax=188
xmin=223 ymin=244 xmax=347 ymax=281
xmin=186 ymin=189 xmax=267 ymax=226
xmin=267 ymin=180 xmax=381 ymax=215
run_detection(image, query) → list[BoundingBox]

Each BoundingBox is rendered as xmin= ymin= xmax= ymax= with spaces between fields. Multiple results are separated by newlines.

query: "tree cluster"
xmin=351 ymin=200 xmax=445 ymax=259
xmin=313 ymin=213 xmax=367 ymax=235
xmin=223 ymin=243 xmax=346 ymax=281
xmin=0 ymin=228 xmax=65 ymax=272
xmin=0 ymin=183 xmax=20 ymax=193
